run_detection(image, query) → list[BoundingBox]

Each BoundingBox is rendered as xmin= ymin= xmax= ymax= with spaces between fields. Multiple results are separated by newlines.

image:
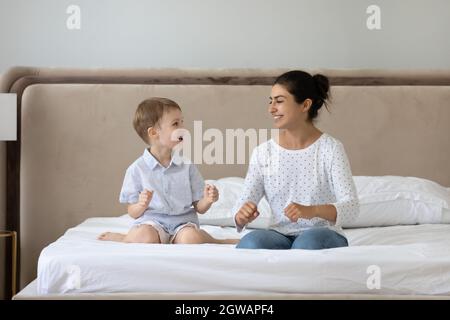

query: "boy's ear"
xmin=147 ymin=126 xmax=158 ymax=139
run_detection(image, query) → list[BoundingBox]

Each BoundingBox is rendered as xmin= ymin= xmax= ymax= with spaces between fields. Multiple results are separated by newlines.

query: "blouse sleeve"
xmin=233 ymin=148 xmax=265 ymax=232
xmin=329 ymin=142 xmax=360 ymax=228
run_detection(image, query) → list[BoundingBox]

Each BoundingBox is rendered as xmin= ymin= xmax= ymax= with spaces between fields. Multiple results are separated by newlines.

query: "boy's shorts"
xmin=134 ymin=220 xmax=198 ymax=244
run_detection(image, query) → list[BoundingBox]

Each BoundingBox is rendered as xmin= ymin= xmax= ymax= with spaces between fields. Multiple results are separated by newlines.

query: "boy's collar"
xmin=143 ymin=148 xmax=183 ymax=170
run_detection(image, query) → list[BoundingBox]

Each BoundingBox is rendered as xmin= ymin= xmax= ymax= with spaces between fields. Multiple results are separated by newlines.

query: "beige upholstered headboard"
xmin=1 ymin=67 xmax=450 ymax=291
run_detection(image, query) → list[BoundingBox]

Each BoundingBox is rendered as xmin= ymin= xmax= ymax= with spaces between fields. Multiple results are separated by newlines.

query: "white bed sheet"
xmin=37 ymin=216 xmax=450 ymax=296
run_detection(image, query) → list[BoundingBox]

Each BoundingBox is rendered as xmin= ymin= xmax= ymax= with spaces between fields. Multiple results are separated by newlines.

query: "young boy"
xmin=98 ymin=97 xmax=237 ymax=244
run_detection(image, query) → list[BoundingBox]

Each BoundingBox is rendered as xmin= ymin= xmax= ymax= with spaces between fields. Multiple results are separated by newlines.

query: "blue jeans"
xmin=236 ymin=227 xmax=348 ymax=250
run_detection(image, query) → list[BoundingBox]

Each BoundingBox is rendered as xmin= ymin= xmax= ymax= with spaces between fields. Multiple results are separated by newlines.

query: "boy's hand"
xmin=234 ymin=201 xmax=259 ymax=227
xmin=204 ymin=184 xmax=219 ymax=204
xmin=138 ymin=189 xmax=153 ymax=208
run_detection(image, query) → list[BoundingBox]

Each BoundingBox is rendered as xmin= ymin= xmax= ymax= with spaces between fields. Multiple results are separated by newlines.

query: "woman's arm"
xmin=233 ymin=148 xmax=265 ymax=231
xmin=284 ymin=203 xmax=336 ymax=222
xmin=285 ymin=142 xmax=358 ymax=226
xmin=313 ymin=204 xmax=337 ymax=222
xmin=328 ymin=142 xmax=359 ymax=227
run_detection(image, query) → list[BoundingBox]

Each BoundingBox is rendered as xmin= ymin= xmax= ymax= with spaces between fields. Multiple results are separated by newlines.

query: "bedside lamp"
xmin=0 ymin=93 xmax=17 ymax=141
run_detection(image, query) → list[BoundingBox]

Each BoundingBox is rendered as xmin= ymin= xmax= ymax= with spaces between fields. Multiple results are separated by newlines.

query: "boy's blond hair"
xmin=133 ymin=97 xmax=181 ymax=144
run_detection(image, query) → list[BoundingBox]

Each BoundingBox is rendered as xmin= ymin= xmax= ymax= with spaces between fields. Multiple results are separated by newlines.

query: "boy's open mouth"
xmin=178 ymin=136 xmax=184 ymax=141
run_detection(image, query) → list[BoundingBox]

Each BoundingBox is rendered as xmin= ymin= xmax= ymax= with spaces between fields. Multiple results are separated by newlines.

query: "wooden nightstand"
xmin=1 ymin=230 xmax=17 ymax=298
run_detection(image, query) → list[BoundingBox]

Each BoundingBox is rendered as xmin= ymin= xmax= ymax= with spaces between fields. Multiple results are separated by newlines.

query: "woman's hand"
xmin=235 ymin=201 xmax=260 ymax=228
xmin=284 ymin=202 xmax=316 ymax=222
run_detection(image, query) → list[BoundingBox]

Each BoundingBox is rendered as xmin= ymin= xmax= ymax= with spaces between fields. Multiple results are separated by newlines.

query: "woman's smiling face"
xmin=269 ymin=84 xmax=311 ymax=129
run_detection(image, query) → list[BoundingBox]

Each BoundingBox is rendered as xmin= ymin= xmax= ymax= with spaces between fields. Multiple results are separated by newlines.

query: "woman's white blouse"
xmin=233 ymin=133 xmax=359 ymax=236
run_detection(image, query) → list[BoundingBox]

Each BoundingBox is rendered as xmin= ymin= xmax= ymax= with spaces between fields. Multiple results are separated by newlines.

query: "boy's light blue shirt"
xmin=119 ymin=149 xmax=204 ymax=230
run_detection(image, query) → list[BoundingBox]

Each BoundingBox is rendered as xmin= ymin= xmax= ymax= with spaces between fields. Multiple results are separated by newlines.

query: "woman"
xmin=234 ymin=70 xmax=359 ymax=250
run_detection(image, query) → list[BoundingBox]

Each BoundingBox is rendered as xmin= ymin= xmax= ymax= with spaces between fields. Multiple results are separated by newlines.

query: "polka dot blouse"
xmin=233 ymin=133 xmax=360 ymax=236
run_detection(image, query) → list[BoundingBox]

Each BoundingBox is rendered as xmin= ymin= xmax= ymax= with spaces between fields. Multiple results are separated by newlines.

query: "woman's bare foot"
xmin=98 ymin=232 xmax=126 ymax=242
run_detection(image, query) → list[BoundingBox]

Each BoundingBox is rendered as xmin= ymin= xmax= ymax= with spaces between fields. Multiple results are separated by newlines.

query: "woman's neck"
xmin=149 ymin=144 xmax=173 ymax=167
xmin=278 ymin=123 xmax=322 ymax=150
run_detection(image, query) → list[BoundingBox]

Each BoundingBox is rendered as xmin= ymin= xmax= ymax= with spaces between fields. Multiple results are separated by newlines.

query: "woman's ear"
xmin=301 ymin=99 xmax=313 ymax=113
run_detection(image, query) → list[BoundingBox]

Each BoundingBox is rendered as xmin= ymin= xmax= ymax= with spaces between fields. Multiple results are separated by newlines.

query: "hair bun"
xmin=312 ymin=74 xmax=330 ymax=108
xmin=274 ymin=70 xmax=331 ymax=121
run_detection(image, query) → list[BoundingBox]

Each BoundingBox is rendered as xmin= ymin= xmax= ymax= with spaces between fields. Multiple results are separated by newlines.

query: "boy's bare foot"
xmin=98 ymin=232 xmax=126 ymax=242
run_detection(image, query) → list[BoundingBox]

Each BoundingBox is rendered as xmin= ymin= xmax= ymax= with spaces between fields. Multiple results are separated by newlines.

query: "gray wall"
xmin=0 ymin=0 xmax=449 ymax=299
xmin=0 ymin=0 xmax=449 ymax=73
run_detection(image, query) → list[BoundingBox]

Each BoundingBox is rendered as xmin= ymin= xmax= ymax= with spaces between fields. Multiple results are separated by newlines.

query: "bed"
xmin=1 ymin=67 xmax=450 ymax=299
xmin=25 ymin=216 xmax=450 ymax=297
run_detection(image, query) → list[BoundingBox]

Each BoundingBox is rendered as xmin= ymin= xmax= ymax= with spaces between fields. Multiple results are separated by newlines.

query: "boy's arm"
xmin=127 ymin=203 xmax=147 ymax=219
xmin=193 ymin=198 xmax=212 ymax=214
xmin=127 ymin=189 xmax=154 ymax=219
xmin=193 ymin=184 xmax=218 ymax=214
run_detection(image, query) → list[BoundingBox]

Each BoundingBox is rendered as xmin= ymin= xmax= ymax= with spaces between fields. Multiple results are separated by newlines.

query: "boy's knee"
xmin=126 ymin=225 xmax=160 ymax=243
xmin=173 ymin=227 xmax=203 ymax=244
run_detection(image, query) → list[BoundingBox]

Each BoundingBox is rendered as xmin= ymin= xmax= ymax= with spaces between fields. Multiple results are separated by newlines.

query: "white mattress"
xmin=37 ymin=216 xmax=450 ymax=296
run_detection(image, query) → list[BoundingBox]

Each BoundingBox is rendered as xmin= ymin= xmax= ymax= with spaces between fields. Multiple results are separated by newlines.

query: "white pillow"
xmin=445 ymin=188 xmax=450 ymax=223
xmin=199 ymin=176 xmax=450 ymax=229
xmin=345 ymin=176 xmax=450 ymax=228
xmin=200 ymin=177 xmax=271 ymax=229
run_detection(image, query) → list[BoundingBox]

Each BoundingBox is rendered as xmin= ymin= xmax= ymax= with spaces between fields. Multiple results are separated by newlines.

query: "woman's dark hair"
xmin=274 ymin=70 xmax=330 ymax=121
